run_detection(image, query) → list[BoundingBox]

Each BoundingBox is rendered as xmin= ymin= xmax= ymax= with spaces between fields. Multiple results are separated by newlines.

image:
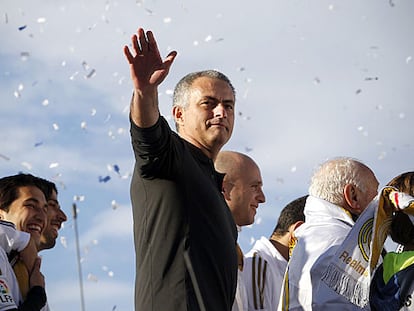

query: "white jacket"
xmin=278 ymin=196 xmax=369 ymax=311
xmin=243 ymin=236 xmax=287 ymax=310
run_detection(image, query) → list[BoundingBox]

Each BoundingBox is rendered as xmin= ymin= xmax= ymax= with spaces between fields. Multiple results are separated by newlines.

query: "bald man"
xmin=215 ymin=151 xmax=266 ymax=311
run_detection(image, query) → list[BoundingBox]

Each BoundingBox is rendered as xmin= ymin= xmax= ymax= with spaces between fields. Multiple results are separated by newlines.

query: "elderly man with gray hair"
xmin=279 ymin=157 xmax=379 ymax=311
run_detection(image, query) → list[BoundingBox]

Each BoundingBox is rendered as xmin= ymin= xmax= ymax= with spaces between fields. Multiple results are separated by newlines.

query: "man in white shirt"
xmin=279 ymin=157 xmax=379 ymax=311
xmin=243 ymin=196 xmax=306 ymax=311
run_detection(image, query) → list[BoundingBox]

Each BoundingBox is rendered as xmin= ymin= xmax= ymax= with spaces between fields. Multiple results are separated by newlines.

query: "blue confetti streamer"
xmin=99 ymin=175 xmax=111 ymax=183
xmin=18 ymin=25 xmax=27 ymax=31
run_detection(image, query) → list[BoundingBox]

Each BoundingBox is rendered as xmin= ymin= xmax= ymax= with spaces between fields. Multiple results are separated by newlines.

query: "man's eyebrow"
xmin=23 ymin=197 xmax=41 ymax=204
xmin=203 ymin=96 xmax=235 ymax=103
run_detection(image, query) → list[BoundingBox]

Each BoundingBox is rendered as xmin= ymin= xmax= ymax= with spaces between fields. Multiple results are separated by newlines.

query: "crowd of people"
xmin=1 ymin=26 xmax=412 ymax=310
xmin=123 ymin=27 xmax=414 ymax=311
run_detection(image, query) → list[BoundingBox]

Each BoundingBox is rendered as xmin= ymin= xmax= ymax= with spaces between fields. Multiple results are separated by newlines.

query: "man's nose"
xmin=214 ymin=103 xmax=227 ymax=118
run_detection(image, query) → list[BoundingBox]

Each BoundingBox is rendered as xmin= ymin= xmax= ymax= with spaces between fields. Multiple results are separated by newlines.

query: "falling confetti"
xmin=49 ymin=162 xmax=59 ymax=169
xmin=87 ymin=273 xmax=98 ymax=282
xmin=406 ymin=56 xmax=412 ymax=64
xmin=21 ymin=162 xmax=32 ymax=170
xmin=52 ymin=123 xmax=59 ymax=130
xmin=111 ymin=200 xmax=119 ymax=210
xmin=80 ymin=121 xmax=87 ymax=129
xmin=355 ymin=89 xmax=362 ymax=95
xmin=18 ymin=25 xmax=27 ymax=31
xmin=163 ymin=17 xmax=172 ymax=23
xmin=73 ymin=195 xmax=85 ymax=202
xmin=60 ymin=236 xmax=67 ymax=248
xmin=37 ymin=17 xmax=46 ymax=23
xmin=42 ymin=99 xmax=49 ymax=106
xmin=34 ymin=142 xmax=43 ymax=147
xmin=85 ymin=69 xmax=96 ymax=79
xmin=99 ymin=175 xmax=111 ymax=183
xmin=20 ymin=52 xmax=30 ymax=61
xmin=0 ymin=154 xmax=10 ymax=161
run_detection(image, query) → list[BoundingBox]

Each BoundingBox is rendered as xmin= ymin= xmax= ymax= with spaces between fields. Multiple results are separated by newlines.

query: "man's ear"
xmin=0 ymin=210 xmax=5 ymax=220
xmin=289 ymin=221 xmax=304 ymax=234
xmin=221 ymin=181 xmax=232 ymax=201
xmin=344 ymin=184 xmax=361 ymax=213
xmin=172 ymin=106 xmax=184 ymax=127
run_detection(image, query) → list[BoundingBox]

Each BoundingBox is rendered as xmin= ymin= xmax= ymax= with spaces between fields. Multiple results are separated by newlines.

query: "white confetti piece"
xmin=80 ymin=121 xmax=87 ymax=129
xmin=20 ymin=52 xmax=30 ymax=61
xmin=291 ymin=166 xmax=297 ymax=173
xmin=205 ymin=35 xmax=212 ymax=42
xmin=111 ymin=200 xmax=119 ymax=210
xmin=108 ymin=271 xmax=114 ymax=277
xmin=37 ymin=17 xmax=46 ymax=23
xmin=42 ymin=99 xmax=49 ymax=106
xmin=73 ymin=195 xmax=85 ymax=202
xmin=163 ymin=17 xmax=172 ymax=23
xmin=21 ymin=162 xmax=32 ymax=170
xmin=60 ymin=236 xmax=67 ymax=248
xmin=91 ymin=108 xmax=97 ymax=116
xmin=52 ymin=123 xmax=59 ymax=130
xmin=49 ymin=162 xmax=59 ymax=168
xmin=87 ymin=273 xmax=98 ymax=282
xmin=193 ymin=41 xmax=199 ymax=46
xmin=69 ymin=72 xmax=79 ymax=80
xmin=406 ymin=56 xmax=412 ymax=64
xmin=378 ymin=151 xmax=387 ymax=160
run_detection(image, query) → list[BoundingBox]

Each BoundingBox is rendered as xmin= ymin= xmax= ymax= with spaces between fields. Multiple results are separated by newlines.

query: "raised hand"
xmin=124 ymin=28 xmax=177 ymax=92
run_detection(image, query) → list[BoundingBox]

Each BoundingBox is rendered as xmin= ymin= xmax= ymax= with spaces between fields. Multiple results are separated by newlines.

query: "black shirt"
xmin=130 ymin=116 xmax=238 ymax=311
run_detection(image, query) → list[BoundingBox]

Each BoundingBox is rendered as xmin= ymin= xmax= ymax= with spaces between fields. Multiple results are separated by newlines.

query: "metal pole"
xmin=73 ymin=203 xmax=86 ymax=311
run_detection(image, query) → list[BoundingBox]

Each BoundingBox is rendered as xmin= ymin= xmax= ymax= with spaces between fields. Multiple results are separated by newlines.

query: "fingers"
xmin=123 ymin=45 xmax=134 ymax=64
xmin=32 ymin=256 xmax=42 ymax=273
xmin=164 ymin=50 xmax=178 ymax=68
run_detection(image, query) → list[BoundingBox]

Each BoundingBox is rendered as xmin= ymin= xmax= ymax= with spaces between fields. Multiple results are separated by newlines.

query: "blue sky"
xmin=1 ymin=0 xmax=413 ymax=310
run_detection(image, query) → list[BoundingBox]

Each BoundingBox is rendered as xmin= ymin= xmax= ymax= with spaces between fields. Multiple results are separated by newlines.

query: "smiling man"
xmin=214 ymin=150 xmax=266 ymax=311
xmin=36 ymin=179 xmax=67 ymax=252
xmin=0 ymin=173 xmax=47 ymax=310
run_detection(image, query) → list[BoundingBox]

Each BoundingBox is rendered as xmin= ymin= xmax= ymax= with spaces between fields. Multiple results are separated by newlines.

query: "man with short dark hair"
xmin=124 ymin=28 xmax=238 ymax=310
xmin=243 ymin=196 xmax=306 ymax=310
xmin=0 ymin=173 xmax=47 ymax=310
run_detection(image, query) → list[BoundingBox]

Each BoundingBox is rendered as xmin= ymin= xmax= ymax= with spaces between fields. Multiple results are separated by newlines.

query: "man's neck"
xmin=269 ymin=235 xmax=289 ymax=261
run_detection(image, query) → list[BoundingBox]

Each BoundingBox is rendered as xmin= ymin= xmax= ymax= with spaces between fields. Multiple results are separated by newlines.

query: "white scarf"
xmin=321 ymin=187 xmax=414 ymax=307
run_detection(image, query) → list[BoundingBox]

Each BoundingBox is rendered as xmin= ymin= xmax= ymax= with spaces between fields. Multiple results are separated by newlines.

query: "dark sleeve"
xmin=130 ymin=115 xmax=180 ymax=179
xmin=18 ymin=286 xmax=46 ymax=311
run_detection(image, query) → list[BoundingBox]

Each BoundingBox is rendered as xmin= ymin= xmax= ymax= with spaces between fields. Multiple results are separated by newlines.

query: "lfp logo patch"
xmin=0 ymin=278 xmax=15 ymax=306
